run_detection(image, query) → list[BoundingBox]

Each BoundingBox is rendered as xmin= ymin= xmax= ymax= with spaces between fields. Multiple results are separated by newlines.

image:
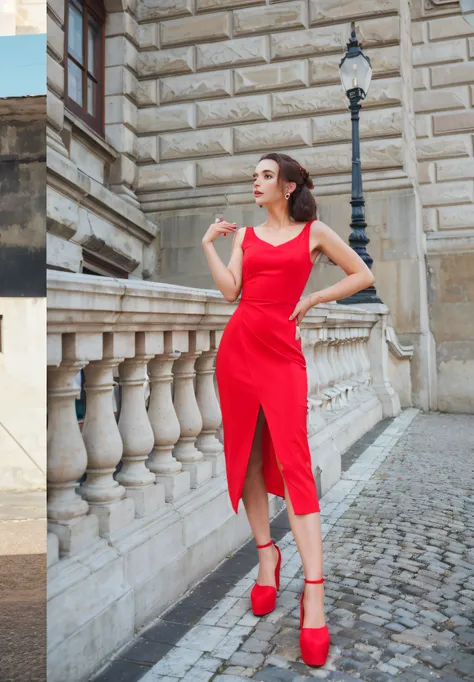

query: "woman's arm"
xmin=202 ymin=226 xmax=245 ymax=302
xmin=308 ymin=219 xmax=375 ymax=306
xmin=289 ymin=220 xmax=376 ymax=324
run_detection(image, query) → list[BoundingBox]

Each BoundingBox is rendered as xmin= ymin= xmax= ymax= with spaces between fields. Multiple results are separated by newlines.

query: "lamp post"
xmin=337 ymin=22 xmax=382 ymax=305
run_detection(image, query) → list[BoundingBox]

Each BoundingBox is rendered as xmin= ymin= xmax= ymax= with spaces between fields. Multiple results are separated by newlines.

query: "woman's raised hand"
xmin=202 ymin=217 xmax=238 ymax=245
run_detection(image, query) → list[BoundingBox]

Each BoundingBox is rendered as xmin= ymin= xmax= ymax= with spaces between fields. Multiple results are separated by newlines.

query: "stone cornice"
xmin=426 ymin=229 xmax=474 ymax=255
xmin=47 ymin=145 xmax=158 ymax=245
xmin=0 ymin=95 xmax=46 ymax=121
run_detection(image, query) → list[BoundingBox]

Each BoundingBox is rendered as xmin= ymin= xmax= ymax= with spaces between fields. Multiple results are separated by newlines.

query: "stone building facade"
xmin=0 ymin=0 xmax=46 ymax=35
xmin=46 ymin=0 xmax=474 ymax=412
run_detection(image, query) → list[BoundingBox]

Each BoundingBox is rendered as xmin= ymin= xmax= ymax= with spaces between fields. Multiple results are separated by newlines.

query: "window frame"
xmin=64 ymin=0 xmax=106 ymax=136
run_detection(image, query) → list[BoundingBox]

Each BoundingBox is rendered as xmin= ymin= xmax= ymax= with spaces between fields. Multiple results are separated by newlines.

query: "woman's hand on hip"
xmin=288 ymin=295 xmax=314 ymax=325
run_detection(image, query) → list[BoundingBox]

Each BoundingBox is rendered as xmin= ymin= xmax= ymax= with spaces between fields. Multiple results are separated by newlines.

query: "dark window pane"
xmin=68 ymin=59 xmax=83 ymax=105
xmin=88 ymin=21 xmax=97 ymax=77
xmin=68 ymin=1 xmax=83 ymax=65
xmin=87 ymin=76 xmax=96 ymax=116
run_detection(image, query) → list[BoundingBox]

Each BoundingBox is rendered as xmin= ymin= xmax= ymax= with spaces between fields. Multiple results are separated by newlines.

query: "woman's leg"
xmin=274 ymin=451 xmax=326 ymax=628
xmin=242 ymin=406 xmax=280 ymax=586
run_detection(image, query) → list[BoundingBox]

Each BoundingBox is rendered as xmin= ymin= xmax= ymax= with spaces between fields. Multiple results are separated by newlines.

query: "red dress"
xmin=215 ymin=220 xmax=320 ymax=515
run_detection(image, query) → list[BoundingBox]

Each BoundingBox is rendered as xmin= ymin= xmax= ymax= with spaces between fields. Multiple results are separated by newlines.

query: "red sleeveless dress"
xmin=215 ymin=220 xmax=320 ymax=515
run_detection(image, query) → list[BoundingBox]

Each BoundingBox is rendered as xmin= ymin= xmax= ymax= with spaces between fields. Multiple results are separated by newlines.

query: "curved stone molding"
xmin=385 ymin=325 xmax=415 ymax=359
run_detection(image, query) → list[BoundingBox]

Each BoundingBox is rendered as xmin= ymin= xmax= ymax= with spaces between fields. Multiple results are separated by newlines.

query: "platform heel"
xmin=299 ymin=577 xmax=330 ymax=666
xmin=250 ymin=540 xmax=282 ymax=616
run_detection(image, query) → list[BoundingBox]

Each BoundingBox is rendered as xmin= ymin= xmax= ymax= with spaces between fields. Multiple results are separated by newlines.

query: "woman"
xmin=202 ymin=152 xmax=375 ymax=666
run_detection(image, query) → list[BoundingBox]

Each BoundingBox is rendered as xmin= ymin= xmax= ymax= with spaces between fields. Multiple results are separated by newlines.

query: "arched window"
xmin=64 ymin=0 xmax=105 ymax=134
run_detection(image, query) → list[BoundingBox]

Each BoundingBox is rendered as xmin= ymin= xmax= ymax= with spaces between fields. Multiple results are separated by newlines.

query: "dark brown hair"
xmin=258 ymin=152 xmax=317 ymax=221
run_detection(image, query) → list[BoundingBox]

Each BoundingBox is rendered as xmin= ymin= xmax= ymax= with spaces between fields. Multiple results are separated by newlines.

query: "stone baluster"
xmin=318 ymin=327 xmax=337 ymax=410
xmin=342 ymin=328 xmax=354 ymax=381
xmin=172 ymin=331 xmax=213 ymax=488
xmin=80 ymin=332 xmax=135 ymax=535
xmin=336 ymin=327 xmax=348 ymax=381
xmin=304 ymin=328 xmax=320 ymax=395
xmin=147 ymin=331 xmax=191 ymax=501
xmin=299 ymin=329 xmax=324 ymax=429
xmin=346 ymin=328 xmax=359 ymax=381
xmin=312 ymin=328 xmax=330 ymax=410
xmin=312 ymin=328 xmax=325 ymax=392
xmin=335 ymin=327 xmax=352 ymax=403
xmin=328 ymin=328 xmax=345 ymax=408
xmin=337 ymin=327 xmax=347 ymax=382
xmin=326 ymin=328 xmax=338 ymax=383
xmin=352 ymin=327 xmax=365 ymax=384
xmin=47 ymin=333 xmax=100 ymax=555
xmin=116 ymin=332 xmax=163 ymax=517
xmin=195 ymin=332 xmax=225 ymax=477
xmin=349 ymin=328 xmax=365 ymax=394
xmin=321 ymin=328 xmax=334 ymax=393
xmin=340 ymin=328 xmax=355 ymax=401
xmin=361 ymin=328 xmax=372 ymax=386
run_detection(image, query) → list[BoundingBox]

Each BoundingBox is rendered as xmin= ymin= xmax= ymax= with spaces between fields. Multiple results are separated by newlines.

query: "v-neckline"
xmin=252 ymin=222 xmax=308 ymax=248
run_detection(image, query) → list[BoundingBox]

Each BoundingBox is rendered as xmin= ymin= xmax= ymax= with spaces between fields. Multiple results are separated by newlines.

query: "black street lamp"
xmin=337 ymin=22 xmax=382 ymax=305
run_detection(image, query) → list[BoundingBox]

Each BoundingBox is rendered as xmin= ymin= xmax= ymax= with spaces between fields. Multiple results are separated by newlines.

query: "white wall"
xmin=0 ymin=298 xmax=46 ymax=490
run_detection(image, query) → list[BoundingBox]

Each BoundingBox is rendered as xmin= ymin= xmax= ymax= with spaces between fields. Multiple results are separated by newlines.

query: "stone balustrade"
xmin=47 ymin=270 xmax=407 ymax=682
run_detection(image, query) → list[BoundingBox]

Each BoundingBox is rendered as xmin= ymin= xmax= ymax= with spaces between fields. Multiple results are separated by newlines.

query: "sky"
xmin=0 ymin=34 xmax=46 ymax=98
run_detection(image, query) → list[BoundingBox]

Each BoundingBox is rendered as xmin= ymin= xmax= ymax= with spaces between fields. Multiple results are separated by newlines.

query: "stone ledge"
xmin=46 ymin=270 xmax=378 ymax=337
xmin=426 ymin=228 xmax=474 ymax=254
xmin=0 ymin=94 xmax=46 ymax=121
xmin=64 ymin=110 xmax=119 ymax=165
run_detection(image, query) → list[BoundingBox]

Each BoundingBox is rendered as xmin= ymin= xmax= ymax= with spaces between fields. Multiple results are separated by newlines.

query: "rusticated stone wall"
xmin=135 ymin=0 xmax=415 ymax=202
xmin=411 ymin=1 xmax=474 ymax=413
xmin=45 ymin=0 xmax=473 ymax=411
xmin=134 ymin=0 xmax=437 ymax=411
xmin=131 ymin=0 xmax=473 ymax=412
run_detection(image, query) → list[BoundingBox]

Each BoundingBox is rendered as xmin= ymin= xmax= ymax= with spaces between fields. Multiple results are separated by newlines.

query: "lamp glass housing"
xmin=339 ymin=52 xmax=372 ymax=96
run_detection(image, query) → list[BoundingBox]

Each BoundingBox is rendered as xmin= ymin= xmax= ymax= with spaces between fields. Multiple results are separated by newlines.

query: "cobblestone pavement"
xmin=95 ymin=410 xmax=474 ymax=682
xmin=0 ymin=491 xmax=46 ymax=682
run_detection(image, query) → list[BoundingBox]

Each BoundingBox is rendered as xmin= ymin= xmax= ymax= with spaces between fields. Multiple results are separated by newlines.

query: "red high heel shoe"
xmin=299 ymin=577 xmax=330 ymax=666
xmin=250 ymin=539 xmax=282 ymax=616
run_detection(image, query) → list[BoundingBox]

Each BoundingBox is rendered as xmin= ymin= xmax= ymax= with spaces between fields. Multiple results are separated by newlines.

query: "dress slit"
xmin=237 ymin=400 xmax=286 ymax=512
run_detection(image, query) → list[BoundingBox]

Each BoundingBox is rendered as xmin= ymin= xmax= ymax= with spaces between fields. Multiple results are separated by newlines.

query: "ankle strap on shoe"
xmin=304 ymin=577 xmax=325 ymax=584
xmin=256 ymin=540 xmax=274 ymax=549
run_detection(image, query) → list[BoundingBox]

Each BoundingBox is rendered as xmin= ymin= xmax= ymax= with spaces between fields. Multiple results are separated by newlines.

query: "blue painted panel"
xmin=0 ymin=34 xmax=47 ymax=97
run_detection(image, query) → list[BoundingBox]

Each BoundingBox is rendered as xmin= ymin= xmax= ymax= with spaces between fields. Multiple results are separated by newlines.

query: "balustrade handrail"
xmin=46 ymin=269 xmax=388 ymax=560
xmin=47 ymin=270 xmax=379 ymax=339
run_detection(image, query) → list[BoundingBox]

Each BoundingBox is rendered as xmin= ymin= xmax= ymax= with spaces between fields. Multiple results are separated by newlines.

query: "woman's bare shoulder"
xmin=233 ymin=226 xmax=249 ymax=248
xmin=309 ymin=218 xmax=328 ymax=230
xmin=309 ymin=219 xmax=332 ymax=239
